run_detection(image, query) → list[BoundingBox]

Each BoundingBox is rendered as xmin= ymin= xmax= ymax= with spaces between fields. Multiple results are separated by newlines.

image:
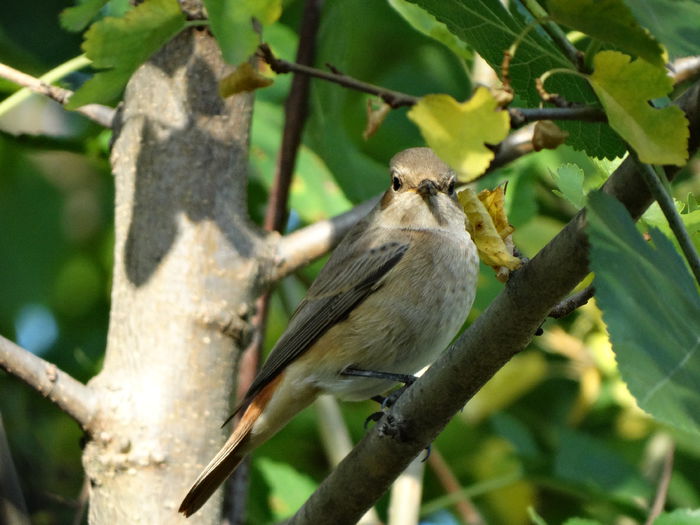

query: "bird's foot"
xmin=340 ymin=367 xmax=417 ymax=428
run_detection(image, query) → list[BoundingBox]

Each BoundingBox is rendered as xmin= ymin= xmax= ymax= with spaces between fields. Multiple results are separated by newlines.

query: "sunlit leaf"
xmin=551 ymin=163 xmax=585 ymax=208
xmin=66 ymin=0 xmax=186 ymax=109
xmin=204 ymin=0 xmax=282 ymax=65
xmin=587 ymin=190 xmax=700 ymax=435
xmin=586 ymin=51 xmax=689 ymax=166
xmin=60 ymin=0 xmax=110 ymax=32
xmin=654 ymin=509 xmax=700 ymax=525
xmin=219 ymin=62 xmax=273 ymax=98
xmin=547 ymin=0 xmax=664 ymax=66
xmin=255 ymin=457 xmax=317 ymax=520
xmin=407 ymin=88 xmax=509 ymax=181
xmin=641 ymin=201 xmax=700 ymax=254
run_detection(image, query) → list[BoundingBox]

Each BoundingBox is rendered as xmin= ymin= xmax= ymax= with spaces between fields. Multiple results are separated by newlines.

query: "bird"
xmin=179 ymin=147 xmax=480 ymax=517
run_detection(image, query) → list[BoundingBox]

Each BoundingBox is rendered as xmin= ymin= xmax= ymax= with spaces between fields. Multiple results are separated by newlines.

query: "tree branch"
xmin=287 ymin=81 xmax=700 ymax=525
xmin=548 ymin=285 xmax=595 ymax=319
xmin=0 ymin=334 xmax=97 ymax=431
xmin=259 ymin=43 xmax=418 ymax=108
xmin=271 ymin=197 xmax=378 ymax=282
xmin=0 ymin=62 xmax=115 ymax=128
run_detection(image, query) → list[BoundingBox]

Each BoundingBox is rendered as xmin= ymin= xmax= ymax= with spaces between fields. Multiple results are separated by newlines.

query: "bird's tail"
xmin=178 ymin=375 xmax=282 ymax=517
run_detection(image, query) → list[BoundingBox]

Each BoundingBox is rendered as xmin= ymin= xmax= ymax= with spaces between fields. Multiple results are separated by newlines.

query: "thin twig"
xmin=427 ymin=447 xmax=485 ymax=525
xmin=259 ymin=43 xmax=419 ymax=108
xmin=509 ymin=106 xmax=605 ymax=127
xmin=264 ymin=0 xmax=324 ymax=232
xmin=645 ymin=441 xmax=675 ymax=525
xmin=635 ymin=156 xmax=700 ymax=285
xmin=259 ymin=43 xmax=605 ymax=127
xmin=0 ymin=62 xmax=115 ymax=128
xmin=0 ymin=334 xmax=97 ymax=431
xmin=518 ymin=0 xmax=586 ymax=71
xmin=549 ymin=285 xmax=595 ymax=318
xmin=71 ymin=478 xmax=89 ymax=525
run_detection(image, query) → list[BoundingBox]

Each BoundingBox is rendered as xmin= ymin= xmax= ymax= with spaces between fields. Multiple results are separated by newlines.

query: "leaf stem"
xmin=635 ymin=155 xmax=700 ymax=285
xmin=518 ymin=0 xmax=585 ymax=71
xmin=0 ymin=55 xmax=91 ymax=117
xmin=0 ymin=59 xmax=114 ymax=127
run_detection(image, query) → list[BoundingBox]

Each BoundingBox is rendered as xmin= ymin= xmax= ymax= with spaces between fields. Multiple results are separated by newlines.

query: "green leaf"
xmin=66 ymin=0 xmax=186 ymax=109
xmin=387 ymin=0 xmax=471 ymax=60
xmin=563 ymin=519 xmax=603 ymax=525
xmin=203 ymin=0 xmax=282 ymax=65
xmin=555 ymin=427 xmax=651 ymax=501
xmin=407 ymin=89 xmax=510 ymax=181
xmin=654 ymin=509 xmax=700 ymax=525
xmin=60 ymin=0 xmax=110 ymax=32
xmin=528 ymin=506 xmax=549 ymax=525
xmin=406 ymin=0 xmax=625 ymax=159
xmin=551 ymin=163 xmax=585 ymax=208
xmin=250 ymin=101 xmax=352 ymax=224
xmin=587 ymin=50 xmax=689 ymax=166
xmin=641 ymin=200 xmax=700 ymax=254
xmin=587 ymin=190 xmax=700 ymax=435
xmin=627 ymin=0 xmax=700 ymax=59
xmin=255 ymin=457 xmax=317 ymax=520
xmin=546 ymin=0 xmax=664 ymax=66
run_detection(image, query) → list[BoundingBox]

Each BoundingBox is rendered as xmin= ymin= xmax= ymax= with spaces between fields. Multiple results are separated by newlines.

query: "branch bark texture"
xmin=288 ymin=82 xmax=700 ymax=525
xmin=0 ymin=335 xmax=96 ymax=429
xmin=80 ymin=28 xmax=267 ymax=524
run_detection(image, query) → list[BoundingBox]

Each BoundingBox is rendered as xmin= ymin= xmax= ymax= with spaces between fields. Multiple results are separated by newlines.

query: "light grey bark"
xmin=82 ymin=29 xmax=270 ymax=524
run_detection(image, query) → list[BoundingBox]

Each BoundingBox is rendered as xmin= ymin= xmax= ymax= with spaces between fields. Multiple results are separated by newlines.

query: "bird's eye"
xmin=392 ymin=176 xmax=402 ymax=191
xmin=447 ymin=179 xmax=456 ymax=195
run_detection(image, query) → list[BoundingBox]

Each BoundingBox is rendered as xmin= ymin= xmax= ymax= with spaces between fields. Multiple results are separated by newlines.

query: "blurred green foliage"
xmin=1 ymin=1 xmax=699 ymax=524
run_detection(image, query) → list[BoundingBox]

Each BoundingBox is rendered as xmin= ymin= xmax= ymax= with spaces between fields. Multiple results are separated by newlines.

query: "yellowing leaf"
xmin=478 ymin=185 xmax=514 ymax=240
xmin=407 ymin=88 xmax=510 ymax=181
xmin=458 ymin=187 xmax=522 ymax=279
xmin=587 ymin=51 xmax=689 ymax=166
xmin=219 ymin=62 xmax=273 ymax=97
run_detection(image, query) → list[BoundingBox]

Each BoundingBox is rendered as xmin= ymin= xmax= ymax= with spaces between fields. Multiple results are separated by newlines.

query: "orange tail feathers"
xmin=178 ymin=375 xmax=282 ymax=517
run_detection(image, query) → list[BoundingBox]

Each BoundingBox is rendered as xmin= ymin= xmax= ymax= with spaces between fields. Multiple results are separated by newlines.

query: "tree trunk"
xmin=82 ymin=28 xmax=266 ymax=523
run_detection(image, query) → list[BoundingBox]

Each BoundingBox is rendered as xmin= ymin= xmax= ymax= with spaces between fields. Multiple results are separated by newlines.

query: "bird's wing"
xmin=237 ymin=235 xmax=408 ymax=411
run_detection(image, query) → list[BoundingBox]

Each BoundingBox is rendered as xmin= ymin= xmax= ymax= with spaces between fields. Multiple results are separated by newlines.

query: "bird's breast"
xmin=305 ymin=227 xmax=479 ymax=400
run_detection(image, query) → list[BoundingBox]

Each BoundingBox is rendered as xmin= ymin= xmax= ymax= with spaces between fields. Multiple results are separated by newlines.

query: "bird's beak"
xmin=417 ymin=179 xmax=438 ymax=197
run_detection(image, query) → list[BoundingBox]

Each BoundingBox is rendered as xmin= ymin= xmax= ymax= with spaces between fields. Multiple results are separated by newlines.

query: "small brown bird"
xmin=179 ymin=147 xmax=479 ymax=516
